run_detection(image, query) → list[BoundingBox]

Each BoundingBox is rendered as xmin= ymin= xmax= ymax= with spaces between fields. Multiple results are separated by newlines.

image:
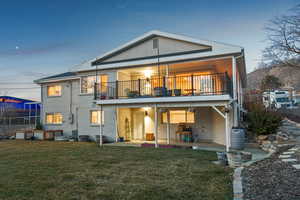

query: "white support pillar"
xmin=225 ymin=109 xmax=230 ymax=152
xmin=232 ymin=56 xmax=238 ymax=127
xmin=212 ymin=105 xmax=230 ymax=151
xmin=166 ymin=110 xmax=170 ymax=145
xmin=115 ymin=106 xmax=118 ymax=142
xmin=99 ymin=105 xmax=103 ymax=147
xmin=154 ymin=104 xmax=159 ymax=148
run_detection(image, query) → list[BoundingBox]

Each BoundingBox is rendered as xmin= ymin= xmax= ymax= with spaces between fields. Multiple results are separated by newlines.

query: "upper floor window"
xmin=162 ymin=110 xmax=195 ymax=124
xmin=81 ymin=75 xmax=108 ymax=94
xmin=46 ymin=113 xmax=63 ymax=124
xmin=47 ymin=85 xmax=62 ymax=97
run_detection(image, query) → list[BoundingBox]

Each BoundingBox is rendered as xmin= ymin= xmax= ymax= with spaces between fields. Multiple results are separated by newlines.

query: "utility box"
xmin=15 ymin=132 xmax=25 ymax=139
xmin=231 ymin=128 xmax=245 ymax=150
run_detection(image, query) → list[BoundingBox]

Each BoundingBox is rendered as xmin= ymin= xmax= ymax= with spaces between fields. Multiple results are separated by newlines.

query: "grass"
xmin=0 ymin=141 xmax=232 ymax=200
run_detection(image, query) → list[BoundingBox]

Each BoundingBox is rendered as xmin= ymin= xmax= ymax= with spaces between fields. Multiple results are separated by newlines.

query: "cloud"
xmin=0 ymin=42 xmax=70 ymax=57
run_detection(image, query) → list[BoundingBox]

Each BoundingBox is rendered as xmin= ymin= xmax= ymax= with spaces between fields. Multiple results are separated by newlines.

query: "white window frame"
xmin=162 ymin=110 xmax=195 ymax=124
xmin=90 ymin=110 xmax=104 ymax=125
xmin=47 ymin=85 xmax=62 ymax=97
xmin=80 ymin=74 xmax=108 ymax=94
xmin=45 ymin=112 xmax=63 ymax=125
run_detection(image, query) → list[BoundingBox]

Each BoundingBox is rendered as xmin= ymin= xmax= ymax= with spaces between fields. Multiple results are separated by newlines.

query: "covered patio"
xmin=114 ymin=102 xmax=232 ymax=150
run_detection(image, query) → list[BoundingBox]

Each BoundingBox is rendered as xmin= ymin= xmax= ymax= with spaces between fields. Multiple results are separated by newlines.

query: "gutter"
xmin=34 ymin=76 xmax=80 ymax=84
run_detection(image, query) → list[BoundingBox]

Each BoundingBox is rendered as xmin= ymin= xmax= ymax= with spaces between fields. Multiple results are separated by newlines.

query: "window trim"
xmin=45 ymin=112 xmax=63 ymax=125
xmin=90 ymin=110 xmax=104 ymax=126
xmin=80 ymin=74 xmax=108 ymax=95
xmin=161 ymin=110 xmax=195 ymax=124
xmin=47 ymin=85 xmax=62 ymax=97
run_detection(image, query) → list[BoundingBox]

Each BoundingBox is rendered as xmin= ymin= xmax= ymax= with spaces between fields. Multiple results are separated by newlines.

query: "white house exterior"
xmin=35 ymin=30 xmax=246 ymax=151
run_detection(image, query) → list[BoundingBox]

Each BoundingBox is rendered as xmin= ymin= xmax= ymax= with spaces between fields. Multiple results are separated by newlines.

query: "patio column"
xmin=212 ymin=105 xmax=230 ymax=151
xmin=154 ymin=104 xmax=159 ymax=148
xmin=167 ymin=110 xmax=170 ymax=144
xmin=115 ymin=106 xmax=118 ymax=142
xmin=225 ymin=108 xmax=230 ymax=152
xmin=99 ymin=105 xmax=103 ymax=147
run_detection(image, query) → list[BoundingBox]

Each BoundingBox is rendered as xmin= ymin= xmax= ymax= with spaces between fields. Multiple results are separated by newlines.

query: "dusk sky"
xmin=0 ymin=0 xmax=298 ymax=100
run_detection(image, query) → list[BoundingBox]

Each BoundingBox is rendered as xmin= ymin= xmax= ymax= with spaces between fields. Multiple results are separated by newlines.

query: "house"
xmin=35 ymin=30 xmax=246 ymax=151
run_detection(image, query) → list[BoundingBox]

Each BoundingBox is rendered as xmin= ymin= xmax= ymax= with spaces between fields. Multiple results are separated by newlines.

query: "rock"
xmin=257 ymin=135 xmax=268 ymax=141
xmin=268 ymin=134 xmax=277 ymax=142
xmin=261 ymin=140 xmax=271 ymax=145
xmin=277 ymin=135 xmax=289 ymax=142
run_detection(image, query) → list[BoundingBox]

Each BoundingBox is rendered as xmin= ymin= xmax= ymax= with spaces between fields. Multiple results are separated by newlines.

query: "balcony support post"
xmin=167 ymin=110 xmax=170 ymax=145
xmin=191 ymin=74 xmax=194 ymax=96
xmin=138 ymin=79 xmax=141 ymax=96
xmin=94 ymin=82 xmax=97 ymax=100
xmin=99 ymin=104 xmax=103 ymax=147
xmin=115 ymin=80 xmax=119 ymax=99
xmin=154 ymin=104 xmax=159 ymax=148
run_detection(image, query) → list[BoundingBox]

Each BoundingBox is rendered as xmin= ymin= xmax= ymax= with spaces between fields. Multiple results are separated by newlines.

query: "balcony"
xmin=94 ymin=73 xmax=232 ymax=100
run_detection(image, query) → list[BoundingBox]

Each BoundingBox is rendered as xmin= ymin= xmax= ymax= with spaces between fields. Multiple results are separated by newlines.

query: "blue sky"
xmin=0 ymin=0 xmax=298 ymax=100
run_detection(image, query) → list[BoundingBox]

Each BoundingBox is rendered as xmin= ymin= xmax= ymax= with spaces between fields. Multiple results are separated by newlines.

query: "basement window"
xmin=90 ymin=110 xmax=104 ymax=125
xmin=46 ymin=113 xmax=63 ymax=124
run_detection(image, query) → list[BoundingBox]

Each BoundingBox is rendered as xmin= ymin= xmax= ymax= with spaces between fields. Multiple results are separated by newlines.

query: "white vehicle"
xmin=263 ymin=90 xmax=293 ymax=109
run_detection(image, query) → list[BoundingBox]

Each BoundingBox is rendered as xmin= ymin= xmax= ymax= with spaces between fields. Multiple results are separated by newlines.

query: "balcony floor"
xmin=95 ymin=94 xmax=231 ymax=105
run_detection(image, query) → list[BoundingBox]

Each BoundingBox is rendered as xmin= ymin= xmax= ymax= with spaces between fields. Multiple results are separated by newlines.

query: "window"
xmin=276 ymin=97 xmax=289 ymax=103
xmin=47 ymin=85 xmax=61 ymax=97
xmin=90 ymin=110 xmax=104 ymax=125
xmin=81 ymin=75 xmax=108 ymax=94
xmin=46 ymin=113 xmax=63 ymax=124
xmin=162 ymin=110 xmax=195 ymax=124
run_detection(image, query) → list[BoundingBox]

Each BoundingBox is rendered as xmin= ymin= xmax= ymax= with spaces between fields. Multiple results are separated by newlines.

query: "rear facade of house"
xmin=35 ymin=30 xmax=246 ymax=150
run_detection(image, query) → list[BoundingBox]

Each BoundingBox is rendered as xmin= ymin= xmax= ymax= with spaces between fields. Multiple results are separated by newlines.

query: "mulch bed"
xmin=242 ymin=150 xmax=300 ymax=200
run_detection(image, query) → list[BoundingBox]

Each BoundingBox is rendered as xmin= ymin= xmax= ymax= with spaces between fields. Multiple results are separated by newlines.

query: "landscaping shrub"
xmin=246 ymin=103 xmax=282 ymax=136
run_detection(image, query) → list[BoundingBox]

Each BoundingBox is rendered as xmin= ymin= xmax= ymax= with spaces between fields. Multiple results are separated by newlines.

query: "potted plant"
xmin=166 ymin=90 xmax=173 ymax=97
xmin=127 ymin=90 xmax=139 ymax=98
xmin=174 ymin=89 xmax=181 ymax=96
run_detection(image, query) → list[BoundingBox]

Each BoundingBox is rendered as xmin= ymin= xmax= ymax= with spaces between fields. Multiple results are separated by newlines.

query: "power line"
xmin=0 ymin=87 xmax=40 ymax=90
xmin=0 ymin=82 xmax=35 ymax=85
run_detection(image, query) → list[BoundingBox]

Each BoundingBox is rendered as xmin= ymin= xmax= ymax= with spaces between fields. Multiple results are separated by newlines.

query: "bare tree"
xmin=260 ymin=75 xmax=282 ymax=91
xmin=263 ymin=4 xmax=300 ymax=68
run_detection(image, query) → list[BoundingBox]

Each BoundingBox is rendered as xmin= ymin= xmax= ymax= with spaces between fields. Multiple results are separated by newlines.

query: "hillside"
xmin=247 ymin=66 xmax=300 ymax=91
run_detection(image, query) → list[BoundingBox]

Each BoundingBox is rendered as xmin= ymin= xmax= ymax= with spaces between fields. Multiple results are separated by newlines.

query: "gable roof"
xmin=34 ymin=72 xmax=78 ymax=84
xmin=91 ymin=30 xmax=243 ymax=66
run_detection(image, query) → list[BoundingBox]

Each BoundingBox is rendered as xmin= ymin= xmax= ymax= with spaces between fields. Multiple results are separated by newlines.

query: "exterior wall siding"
xmin=41 ymin=71 xmax=117 ymax=142
xmin=103 ymin=36 xmax=210 ymax=63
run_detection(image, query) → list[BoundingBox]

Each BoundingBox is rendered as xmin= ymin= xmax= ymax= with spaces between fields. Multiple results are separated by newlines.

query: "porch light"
xmin=143 ymin=70 xmax=152 ymax=78
xmin=143 ymin=107 xmax=151 ymax=111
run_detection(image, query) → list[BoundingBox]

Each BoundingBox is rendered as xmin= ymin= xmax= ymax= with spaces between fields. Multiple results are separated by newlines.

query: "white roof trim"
xmin=76 ymin=48 xmax=239 ymax=72
xmin=92 ymin=30 xmax=243 ymax=64
xmin=35 ymin=76 xmax=80 ymax=84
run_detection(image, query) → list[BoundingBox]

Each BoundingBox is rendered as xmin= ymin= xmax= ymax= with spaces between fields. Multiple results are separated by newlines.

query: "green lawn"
xmin=0 ymin=141 xmax=232 ymax=200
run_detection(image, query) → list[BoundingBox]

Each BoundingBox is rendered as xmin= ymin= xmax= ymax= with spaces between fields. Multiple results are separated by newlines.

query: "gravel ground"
xmin=242 ymin=147 xmax=300 ymax=200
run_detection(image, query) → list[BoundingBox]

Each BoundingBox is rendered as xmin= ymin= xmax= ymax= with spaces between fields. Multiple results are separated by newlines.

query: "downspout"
xmin=69 ymin=81 xmax=73 ymax=125
xmin=231 ymin=50 xmax=245 ymax=127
